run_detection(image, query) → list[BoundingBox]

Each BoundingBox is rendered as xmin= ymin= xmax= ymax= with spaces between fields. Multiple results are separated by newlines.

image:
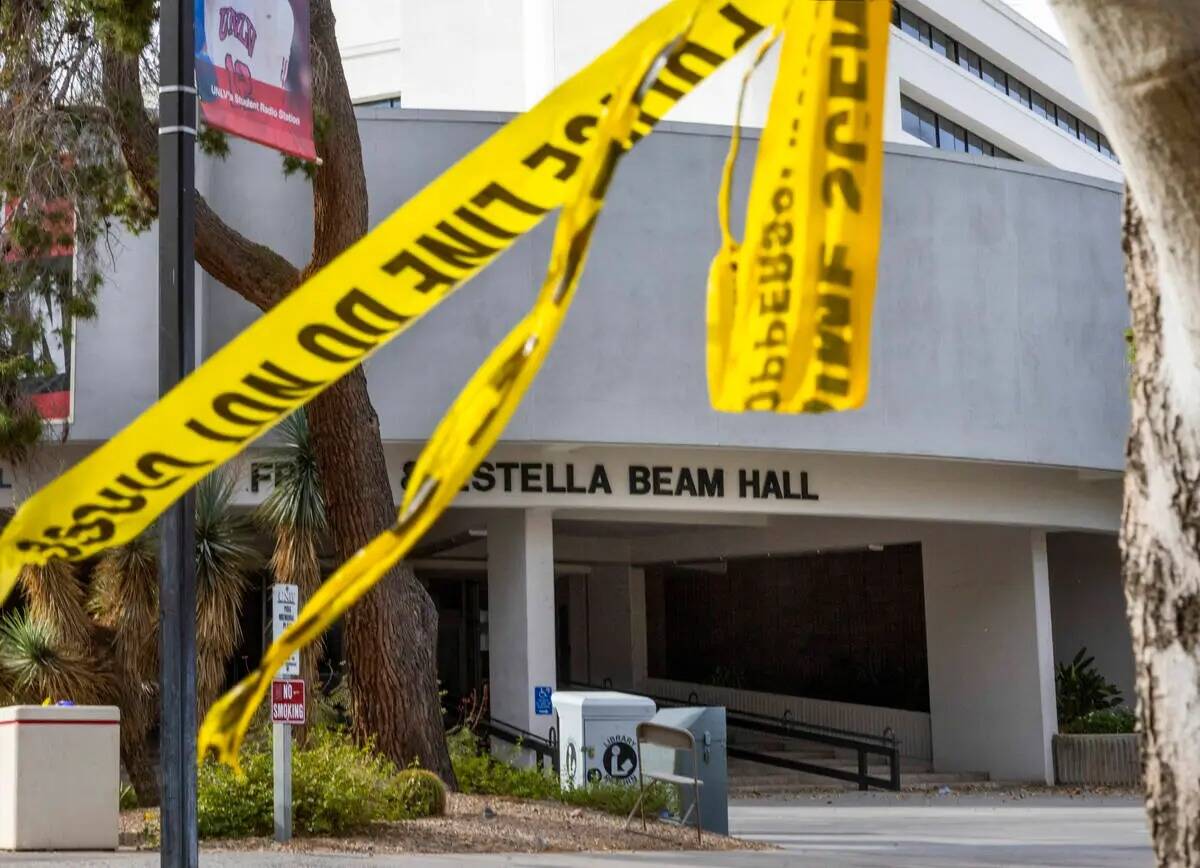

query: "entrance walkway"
xmin=0 ymin=791 xmax=1153 ymax=867
xmin=730 ymin=790 xmax=1152 ymax=867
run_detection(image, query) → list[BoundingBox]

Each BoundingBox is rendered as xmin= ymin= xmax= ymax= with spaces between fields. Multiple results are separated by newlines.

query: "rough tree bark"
xmin=101 ymin=0 xmax=454 ymax=783
xmin=1050 ymin=2 xmax=1200 ymax=864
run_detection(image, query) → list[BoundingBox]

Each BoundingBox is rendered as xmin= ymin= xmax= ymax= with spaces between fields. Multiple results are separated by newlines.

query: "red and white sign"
xmin=195 ymin=0 xmax=317 ymax=161
xmin=271 ymin=678 xmax=306 ymax=725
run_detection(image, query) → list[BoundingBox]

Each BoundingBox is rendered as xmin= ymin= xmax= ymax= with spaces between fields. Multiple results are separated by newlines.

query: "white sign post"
xmin=271 ymin=583 xmax=300 ymax=843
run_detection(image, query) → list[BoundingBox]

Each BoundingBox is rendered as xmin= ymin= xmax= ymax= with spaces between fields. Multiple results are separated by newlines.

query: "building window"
xmin=937 ymin=115 xmax=967 ymax=153
xmin=930 ymin=26 xmax=956 ymax=61
xmin=900 ymin=7 xmax=931 ymax=45
xmin=892 ymin=3 xmax=1117 ymax=163
xmin=967 ymin=132 xmax=994 ymax=157
xmin=1055 ymin=106 xmax=1079 ymax=136
xmin=957 ymin=44 xmax=981 ymax=77
xmin=980 ymin=59 xmax=1007 ymax=93
xmin=901 ymin=95 xmax=1018 ymax=162
xmin=1007 ymin=78 xmax=1032 ymax=109
xmin=901 ymin=94 xmax=937 ymax=147
xmin=1030 ymin=89 xmax=1053 ymax=121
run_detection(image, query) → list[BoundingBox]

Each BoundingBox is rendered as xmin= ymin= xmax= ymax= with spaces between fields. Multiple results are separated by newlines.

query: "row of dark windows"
xmin=892 ymin=3 xmax=1117 ymax=162
xmin=901 ymin=95 xmax=1017 ymax=160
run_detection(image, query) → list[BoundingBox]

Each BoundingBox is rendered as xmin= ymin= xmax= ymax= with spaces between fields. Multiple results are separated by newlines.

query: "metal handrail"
xmin=475 ymin=715 xmax=559 ymax=773
xmin=563 ymin=680 xmax=901 ymax=791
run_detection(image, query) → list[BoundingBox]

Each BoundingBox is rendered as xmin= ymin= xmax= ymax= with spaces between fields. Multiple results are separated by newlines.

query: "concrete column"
xmin=587 ymin=564 xmax=631 ymax=689
xmin=923 ymin=527 xmax=1057 ymax=783
xmin=487 ymin=509 xmax=556 ymax=740
xmin=629 ymin=567 xmax=648 ymax=688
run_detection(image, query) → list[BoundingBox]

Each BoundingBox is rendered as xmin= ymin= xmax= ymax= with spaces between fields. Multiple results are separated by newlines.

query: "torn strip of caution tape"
xmin=0 ymin=0 xmax=790 ymax=605
xmin=198 ymin=21 xmax=696 ymax=772
xmin=708 ymin=0 xmax=889 ymax=412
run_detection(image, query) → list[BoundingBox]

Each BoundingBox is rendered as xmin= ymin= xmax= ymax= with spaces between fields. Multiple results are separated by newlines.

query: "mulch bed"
xmin=121 ymin=793 xmax=769 ymax=855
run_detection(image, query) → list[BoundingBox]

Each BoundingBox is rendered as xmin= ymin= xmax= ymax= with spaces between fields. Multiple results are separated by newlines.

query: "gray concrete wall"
xmin=1048 ymin=532 xmax=1135 ymax=706
xmin=69 ymin=111 xmax=1128 ymax=471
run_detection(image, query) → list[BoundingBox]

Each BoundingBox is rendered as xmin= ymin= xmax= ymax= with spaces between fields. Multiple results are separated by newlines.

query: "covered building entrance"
xmin=395 ymin=439 xmax=1128 ymax=786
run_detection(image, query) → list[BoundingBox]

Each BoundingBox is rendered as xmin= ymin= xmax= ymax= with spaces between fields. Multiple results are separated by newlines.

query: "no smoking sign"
xmin=271 ymin=678 xmax=306 ymax=725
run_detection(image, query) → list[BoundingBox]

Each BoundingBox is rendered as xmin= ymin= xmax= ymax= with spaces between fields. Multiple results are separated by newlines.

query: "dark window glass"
xmin=1056 ymin=106 xmax=1078 ymax=136
xmin=901 ymin=95 xmax=937 ymax=147
xmin=893 ymin=3 xmax=901 ymax=27
xmin=1098 ymin=133 xmax=1115 ymax=159
xmin=1007 ymin=78 xmax=1031 ymax=109
xmin=930 ymin=27 xmax=955 ymax=60
xmin=957 ymin=45 xmax=981 ymax=76
xmin=980 ymin=59 xmax=1006 ymax=92
xmin=993 ymin=146 xmax=1017 ymax=161
xmin=1081 ymin=123 xmax=1100 ymax=150
xmin=1031 ymin=90 xmax=1052 ymax=121
xmin=900 ymin=8 xmax=931 ymax=45
xmin=966 ymin=132 xmax=993 ymax=156
xmin=936 ymin=116 xmax=967 ymax=153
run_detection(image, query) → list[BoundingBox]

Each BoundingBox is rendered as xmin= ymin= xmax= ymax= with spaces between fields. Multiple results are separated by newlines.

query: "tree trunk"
xmin=121 ymin=731 xmax=160 ymax=808
xmin=1051 ymin=2 xmax=1200 ymax=864
xmin=102 ymin=0 xmax=455 ymax=782
xmin=306 ymin=372 xmax=455 ymax=783
xmin=299 ymin=0 xmax=455 ymax=785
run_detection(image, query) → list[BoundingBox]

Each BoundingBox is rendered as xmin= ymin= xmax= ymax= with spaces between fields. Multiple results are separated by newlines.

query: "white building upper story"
xmin=331 ymin=0 xmax=1123 ymax=183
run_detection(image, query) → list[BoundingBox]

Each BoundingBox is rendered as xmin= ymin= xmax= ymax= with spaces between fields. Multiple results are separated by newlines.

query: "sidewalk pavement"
xmin=0 ymin=790 xmax=1153 ymax=867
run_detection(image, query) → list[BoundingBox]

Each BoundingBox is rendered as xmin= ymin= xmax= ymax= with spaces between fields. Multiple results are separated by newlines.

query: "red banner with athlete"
xmin=195 ymin=0 xmax=318 ymax=162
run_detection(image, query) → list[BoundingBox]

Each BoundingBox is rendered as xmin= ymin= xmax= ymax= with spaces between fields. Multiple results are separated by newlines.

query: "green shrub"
xmin=449 ymin=728 xmax=676 ymax=817
xmin=197 ymin=750 xmax=273 ymax=838
xmin=1061 ymin=707 xmax=1137 ymax=734
xmin=449 ymin=729 xmax=560 ymax=800
xmin=387 ymin=768 xmax=448 ymax=819
xmin=560 ymin=778 xmax=675 ymax=816
xmin=198 ymin=726 xmax=445 ymax=839
xmin=1056 ymin=647 xmax=1122 ymax=726
xmin=119 ymin=783 xmax=138 ymax=811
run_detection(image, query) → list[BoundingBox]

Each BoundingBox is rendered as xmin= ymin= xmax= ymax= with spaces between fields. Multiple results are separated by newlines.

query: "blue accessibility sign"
xmin=534 ymin=685 xmax=553 ymax=716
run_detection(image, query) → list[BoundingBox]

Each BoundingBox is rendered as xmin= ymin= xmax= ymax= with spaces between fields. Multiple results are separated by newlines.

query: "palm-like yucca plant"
xmin=257 ymin=411 xmax=327 ymax=742
xmin=90 ymin=531 xmax=162 ymax=804
xmin=17 ymin=559 xmax=95 ymax=653
xmin=0 ymin=610 xmax=113 ymax=706
xmin=195 ymin=468 xmax=260 ymax=717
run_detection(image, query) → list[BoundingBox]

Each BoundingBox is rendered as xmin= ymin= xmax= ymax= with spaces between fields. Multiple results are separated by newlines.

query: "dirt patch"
xmin=123 ymin=794 xmax=768 ymax=855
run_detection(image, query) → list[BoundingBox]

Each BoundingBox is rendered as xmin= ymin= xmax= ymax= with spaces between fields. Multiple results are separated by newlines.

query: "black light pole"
xmin=157 ymin=1 xmax=198 ymax=865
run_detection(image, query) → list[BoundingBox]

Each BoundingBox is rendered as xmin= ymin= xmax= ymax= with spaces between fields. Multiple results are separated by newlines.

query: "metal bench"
xmin=624 ymin=720 xmax=703 ymax=844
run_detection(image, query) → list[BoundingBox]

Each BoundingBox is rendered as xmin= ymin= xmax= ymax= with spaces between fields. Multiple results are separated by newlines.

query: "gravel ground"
xmin=121 ymin=794 xmax=766 ymax=856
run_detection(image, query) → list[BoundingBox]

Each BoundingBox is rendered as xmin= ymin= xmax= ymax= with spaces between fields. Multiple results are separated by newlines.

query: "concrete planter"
xmin=1053 ymin=733 xmax=1142 ymax=786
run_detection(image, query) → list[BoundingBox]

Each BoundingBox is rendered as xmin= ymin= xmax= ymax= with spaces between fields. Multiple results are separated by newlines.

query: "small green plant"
xmin=1056 ymin=647 xmax=1122 ymax=726
xmin=387 ymin=768 xmax=448 ymax=819
xmin=119 ymin=783 xmax=138 ymax=811
xmin=1060 ymin=706 xmax=1137 ymax=735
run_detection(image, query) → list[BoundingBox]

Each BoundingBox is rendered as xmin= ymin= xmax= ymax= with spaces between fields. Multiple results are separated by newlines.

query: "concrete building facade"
xmin=4 ymin=0 xmax=1133 ymax=784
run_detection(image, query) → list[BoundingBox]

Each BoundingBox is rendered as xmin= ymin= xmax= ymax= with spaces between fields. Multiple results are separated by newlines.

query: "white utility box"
xmin=551 ymin=691 xmax=655 ymax=789
xmin=0 ymin=705 xmax=120 ymax=851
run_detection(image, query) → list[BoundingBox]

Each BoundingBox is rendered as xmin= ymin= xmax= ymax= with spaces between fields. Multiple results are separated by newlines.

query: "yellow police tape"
xmin=0 ymin=0 xmax=788 ymax=598
xmin=198 ymin=22 xmax=699 ymax=771
xmin=0 ymin=0 xmax=893 ymax=772
xmin=708 ymin=0 xmax=889 ymax=412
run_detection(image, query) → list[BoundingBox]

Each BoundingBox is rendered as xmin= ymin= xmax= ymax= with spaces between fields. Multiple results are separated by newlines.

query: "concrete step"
xmin=724 ymin=753 xmax=931 ymax=773
xmin=730 ymin=770 xmax=991 ymax=793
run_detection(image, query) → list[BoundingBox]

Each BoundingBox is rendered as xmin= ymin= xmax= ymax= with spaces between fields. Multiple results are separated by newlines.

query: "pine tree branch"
xmin=100 ymin=45 xmax=301 ymax=311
